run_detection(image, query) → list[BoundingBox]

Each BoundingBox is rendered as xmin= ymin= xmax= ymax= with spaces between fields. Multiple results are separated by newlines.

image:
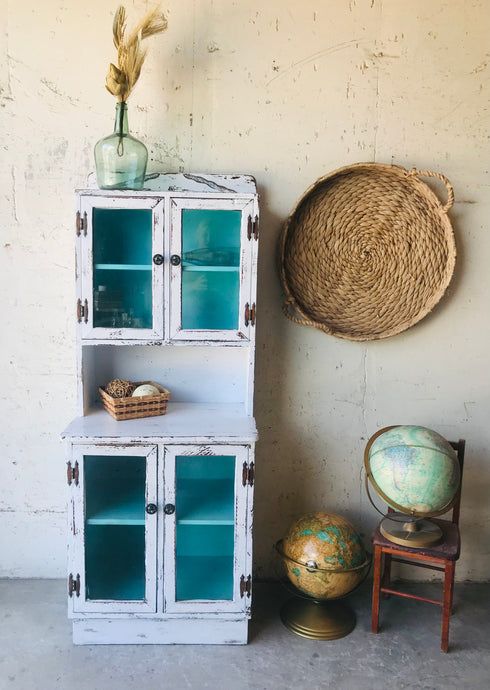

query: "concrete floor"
xmin=1 ymin=579 xmax=489 ymax=690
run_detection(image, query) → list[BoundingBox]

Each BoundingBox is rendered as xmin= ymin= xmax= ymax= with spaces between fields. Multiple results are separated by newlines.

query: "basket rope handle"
xmin=282 ymin=297 xmax=331 ymax=333
xmin=408 ymin=168 xmax=454 ymax=214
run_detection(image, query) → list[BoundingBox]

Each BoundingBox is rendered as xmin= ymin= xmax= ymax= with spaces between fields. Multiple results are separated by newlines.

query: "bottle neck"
xmin=114 ymin=102 xmax=129 ymax=136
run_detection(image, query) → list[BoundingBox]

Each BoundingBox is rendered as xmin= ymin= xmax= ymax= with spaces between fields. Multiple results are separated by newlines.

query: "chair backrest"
xmin=448 ymin=439 xmax=465 ymax=526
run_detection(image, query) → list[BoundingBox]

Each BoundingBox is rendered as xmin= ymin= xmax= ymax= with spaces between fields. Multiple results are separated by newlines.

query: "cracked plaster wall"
xmin=0 ymin=0 xmax=489 ymax=581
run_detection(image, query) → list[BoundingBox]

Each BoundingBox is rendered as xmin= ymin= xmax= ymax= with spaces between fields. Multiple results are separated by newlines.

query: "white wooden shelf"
xmin=62 ymin=402 xmax=257 ymax=442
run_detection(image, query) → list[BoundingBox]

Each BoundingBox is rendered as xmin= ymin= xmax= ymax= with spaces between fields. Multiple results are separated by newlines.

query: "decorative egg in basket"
xmin=132 ymin=383 xmax=160 ymax=397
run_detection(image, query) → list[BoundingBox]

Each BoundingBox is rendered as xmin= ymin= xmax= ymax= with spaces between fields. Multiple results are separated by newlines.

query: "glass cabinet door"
xmin=169 ymin=199 xmax=255 ymax=341
xmin=78 ymin=196 xmax=164 ymax=339
xmin=70 ymin=445 xmax=158 ymax=614
xmin=163 ymin=445 xmax=249 ymax=613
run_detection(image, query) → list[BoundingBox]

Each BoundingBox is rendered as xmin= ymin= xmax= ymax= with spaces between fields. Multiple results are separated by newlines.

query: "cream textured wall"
xmin=1 ymin=0 xmax=489 ymax=580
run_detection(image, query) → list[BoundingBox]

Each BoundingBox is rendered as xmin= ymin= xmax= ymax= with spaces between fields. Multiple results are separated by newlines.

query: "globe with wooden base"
xmin=364 ymin=425 xmax=461 ymax=548
xmin=276 ymin=511 xmax=371 ymax=640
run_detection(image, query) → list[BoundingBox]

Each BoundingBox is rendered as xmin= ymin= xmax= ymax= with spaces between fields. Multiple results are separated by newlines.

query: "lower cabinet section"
xmin=66 ymin=441 xmax=254 ymax=645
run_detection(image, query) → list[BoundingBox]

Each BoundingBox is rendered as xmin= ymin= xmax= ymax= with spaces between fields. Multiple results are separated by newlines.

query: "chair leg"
xmin=381 ymin=551 xmax=392 ymax=598
xmin=441 ymin=560 xmax=456 ymax=653
xmin=371 ymin=546 xmax=383 ymax=633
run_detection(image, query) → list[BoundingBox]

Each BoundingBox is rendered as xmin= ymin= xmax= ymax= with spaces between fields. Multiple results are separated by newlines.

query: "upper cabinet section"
xmin=169 ymin=197 xmax=255 ymax=342
xmin=77 ymin=196 xmax=165 ymax=340
xmin=75 ymin=174 xmax=259 ymax=344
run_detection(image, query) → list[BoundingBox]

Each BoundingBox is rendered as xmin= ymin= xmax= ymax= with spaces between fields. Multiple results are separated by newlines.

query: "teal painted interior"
xmin=85 ymin=525 xmax=145 ymax=601
xmin=177 ymin=480 xmax=234 ymax=524
xmin=84 ymin=455 xmax=145 ymax=524
xmin=175 ymin=455 xmax=235 ymax=600
xmin=181 ymin=209 xmax=241 ymax=330
xmin=92 ymin=208 xmax=153 ymax=329
xmin=176 ymin=524 xmax=235 ymax=557
xmin=84 ymin=455 xmax=146 ymax=600
xmin=176 ymin=556 xmax=234 ymax=601
xmin=176 ymin=455 xmax=236 ymax=480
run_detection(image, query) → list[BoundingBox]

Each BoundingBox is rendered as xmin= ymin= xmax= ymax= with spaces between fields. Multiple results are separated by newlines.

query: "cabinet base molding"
xmin=72 ymin=617 xmax=249 ymax=645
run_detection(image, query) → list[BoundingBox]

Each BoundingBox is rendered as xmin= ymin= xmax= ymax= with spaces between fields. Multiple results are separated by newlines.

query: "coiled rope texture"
xmin=280 ymin=163 xmax=456 ymax=341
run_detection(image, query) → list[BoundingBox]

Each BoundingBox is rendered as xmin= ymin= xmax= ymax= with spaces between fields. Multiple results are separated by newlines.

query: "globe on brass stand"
xmin=364 ymin=425 xmax=461 ymax=548
xmin=275 ymin=511 xmax=371 ymax=640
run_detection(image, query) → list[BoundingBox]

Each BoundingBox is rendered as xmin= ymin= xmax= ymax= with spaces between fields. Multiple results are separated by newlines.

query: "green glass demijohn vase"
xmin=94 ymin=102 xmax=148 ymax=190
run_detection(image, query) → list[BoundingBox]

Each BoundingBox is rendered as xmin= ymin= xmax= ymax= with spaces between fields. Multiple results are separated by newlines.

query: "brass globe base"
xmin=380 ymin=514 xmax=442 ymax=547
xmin=280 ymin=597 xmax=356 ymax=640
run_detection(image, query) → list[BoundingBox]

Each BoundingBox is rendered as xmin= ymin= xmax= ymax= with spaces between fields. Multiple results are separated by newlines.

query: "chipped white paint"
xmin=1 ymin=1 xmax=489 ymax=586
xmin=61 ymin=174 xmax=258 ymax=643
xmin=162 ymin=444 xmax=251 ymax=616
xmin=66 ymin=442 xmax=253 ymax=644
xmin=68 ymin=445 xmax=158 ymax=616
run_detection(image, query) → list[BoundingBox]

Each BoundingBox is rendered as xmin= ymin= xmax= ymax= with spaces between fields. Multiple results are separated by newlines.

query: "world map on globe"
xmin=367 ymin=425 xmax=460 ymax=516
xmin=281 ymin=511 xmax=369 ymax=600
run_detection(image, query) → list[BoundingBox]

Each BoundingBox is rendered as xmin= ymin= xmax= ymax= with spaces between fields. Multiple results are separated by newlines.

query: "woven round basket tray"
xmin=280 ymin=163 xmax=456 ymax=341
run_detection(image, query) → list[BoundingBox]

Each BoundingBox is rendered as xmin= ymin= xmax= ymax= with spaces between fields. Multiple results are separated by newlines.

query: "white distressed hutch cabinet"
xmin=61 ymin=173 xmax=259 ymax=645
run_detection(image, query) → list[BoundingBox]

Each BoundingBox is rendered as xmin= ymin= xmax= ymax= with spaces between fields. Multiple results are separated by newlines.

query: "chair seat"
xmin=372 ymin=517 xmax=460 ymax=561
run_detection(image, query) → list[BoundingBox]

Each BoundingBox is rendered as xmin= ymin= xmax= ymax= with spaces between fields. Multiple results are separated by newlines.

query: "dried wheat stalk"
xmin=105 ymin=4 xmax=168 ymax=103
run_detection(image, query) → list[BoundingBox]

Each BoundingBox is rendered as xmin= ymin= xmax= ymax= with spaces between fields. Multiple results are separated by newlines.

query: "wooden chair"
xmin=370 ymin=439 xmax=465 ymax=653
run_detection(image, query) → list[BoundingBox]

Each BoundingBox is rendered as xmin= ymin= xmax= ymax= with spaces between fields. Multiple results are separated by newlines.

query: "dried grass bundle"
xmin=106 ymin=4 xmax=168 ymax=103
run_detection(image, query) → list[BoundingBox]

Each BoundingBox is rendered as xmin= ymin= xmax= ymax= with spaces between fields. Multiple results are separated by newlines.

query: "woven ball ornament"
xmin=105 ymin=378 xmax=135 ymax=398
xmin=280 ymin=163 xmax=456 ymax=341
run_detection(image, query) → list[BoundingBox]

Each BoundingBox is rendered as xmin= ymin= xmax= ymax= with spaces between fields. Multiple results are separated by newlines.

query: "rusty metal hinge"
xmin=68 ymin=573 xmax=80 ymax=598
xmin=77 ymin=298 xmax=88 ymax=324
xmin=240 ymin=574 xmax=252 ymax=598
xmin=76 ymin=211 xmax=87 ymax=237
xmin=67 ymin=461 xmax=79 ymax=486
xmin=244 ymin=302 xmax=256 ymax=327
xmin=247 ymin=215 xmax=259 ymax=241
xmin=242 ymin=461 xmax=254 ymax=487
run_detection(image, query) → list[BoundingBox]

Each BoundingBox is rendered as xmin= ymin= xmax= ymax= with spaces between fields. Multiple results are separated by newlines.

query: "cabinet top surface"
xmin=62 ymin=403 xmax=258 ymax=443
xmin=78 ymin=173 xmax=258 ymax=196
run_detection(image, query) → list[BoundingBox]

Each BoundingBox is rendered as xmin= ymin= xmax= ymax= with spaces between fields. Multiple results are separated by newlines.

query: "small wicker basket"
xmin=99 ymin=381 xmax=170 ymax=421
xmin=280 ymin=162 xmax=456 ymax=341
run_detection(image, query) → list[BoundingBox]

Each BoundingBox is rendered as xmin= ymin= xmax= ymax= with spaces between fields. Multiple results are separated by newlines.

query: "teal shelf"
xmin=176 ymin=523 xmax=234 ymax=559
xmin=182 ymin=265 xmax=239 ymax=272
xmin=177 ymin=479 xmax=234 ymax=525
xmin=86 ymin=481 xmax=145 ymax=525
xmin=176 ymin=555 xmax=234 ymax=601
xmin=85 ymin=524 xmax=146 ymax=601
xmin=84 ymin=456 xmax=145 ymax=526
xmin=95 ymin=263 xmax=152 ymax=271
xmin=86 ymin=496 xmax=145 ymax=525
